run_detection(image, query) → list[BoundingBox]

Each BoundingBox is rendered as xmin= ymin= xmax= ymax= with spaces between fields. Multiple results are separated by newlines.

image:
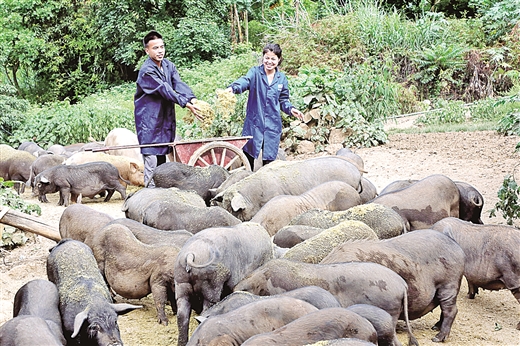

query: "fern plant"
xmin=412 ymin=43 xmax=468 ymax=97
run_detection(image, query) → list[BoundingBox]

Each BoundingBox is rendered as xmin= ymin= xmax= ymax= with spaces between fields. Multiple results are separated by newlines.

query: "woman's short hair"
xmin=143 ymin=31 xmax=163 ymax=48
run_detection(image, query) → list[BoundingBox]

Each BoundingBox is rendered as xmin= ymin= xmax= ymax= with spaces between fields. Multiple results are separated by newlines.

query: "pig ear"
xmin=71 ymin=309 xmax=89 ymax=338
xmin=110 ymin=303 xmax=142 ymax=315
xmin=129 ymin=162 xmax=139 ymax=172
xmin=230 ymin=194 xmax=247 ymax=212
xmin=40 ymin=176 xmax=49 ymax=184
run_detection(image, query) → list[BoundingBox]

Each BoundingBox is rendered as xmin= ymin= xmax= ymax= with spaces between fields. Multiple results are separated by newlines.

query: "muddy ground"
xmin=1 ymin=129 xmax=519 ymax=345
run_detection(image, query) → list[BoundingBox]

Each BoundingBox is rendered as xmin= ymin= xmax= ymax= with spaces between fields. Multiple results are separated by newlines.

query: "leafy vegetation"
xmin=9 ymin=85 xmax=135 ymax=148
xmin=0 ymin=85 xmax=29 ymax=144
xmin=495 ymin=93 xmax=520 ymax=136
xmin=3 ymin=1 xmax=519 ymax=152
xmin=0 ymin=178 xmax=41 ymax=248
xmin=1 ymin=0 xmax=520 ymax=221
xmin=490 ymin=169 xmax=520 ymax=225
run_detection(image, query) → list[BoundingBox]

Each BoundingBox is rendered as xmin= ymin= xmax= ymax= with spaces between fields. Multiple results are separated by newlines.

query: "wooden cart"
xmin=167 ymin=136 xmax=252 ymax=172
xmin=90 ymin=135 xmax=253 ymax=172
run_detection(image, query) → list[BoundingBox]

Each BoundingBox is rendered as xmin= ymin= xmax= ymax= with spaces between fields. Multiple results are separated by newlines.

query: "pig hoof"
xmin=159 ymin=319 xmax=168 ymax=326
xmin=516 ymin=322 xmax=520 ymax=330
xmin=432 ymin=333 xmax=446 ymax=342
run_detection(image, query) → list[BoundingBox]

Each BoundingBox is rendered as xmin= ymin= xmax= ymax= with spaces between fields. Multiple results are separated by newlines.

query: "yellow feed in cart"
xmin=189 ymin=99 xmax=214 ymax=129
xmin=215 ymin=89 xmax=237 ymax=120
xmin=186 ymin=91 xmax=237 ymax=129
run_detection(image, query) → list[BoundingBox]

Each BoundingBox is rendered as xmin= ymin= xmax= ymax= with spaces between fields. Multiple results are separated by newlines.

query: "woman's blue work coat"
xmin=229 ymin=65 xmax=295 ymax=161
xmin=134 ymin=57 xmax=195 ymax=155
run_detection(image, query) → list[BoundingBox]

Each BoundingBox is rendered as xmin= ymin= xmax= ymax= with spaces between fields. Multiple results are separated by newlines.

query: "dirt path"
xmin=1 ymin=130 xmax=519 ymax=345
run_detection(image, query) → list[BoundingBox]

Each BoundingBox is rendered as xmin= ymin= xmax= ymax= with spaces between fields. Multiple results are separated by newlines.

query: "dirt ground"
xmin=1 ymin=129 xmax=520 ymax=345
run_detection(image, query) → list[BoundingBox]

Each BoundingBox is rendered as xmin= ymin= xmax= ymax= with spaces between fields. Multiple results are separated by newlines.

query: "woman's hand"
xmin=291 ymin=108 xmax=304 ymax=122
xmin=186 ymin=99 xmax=203 ymax=121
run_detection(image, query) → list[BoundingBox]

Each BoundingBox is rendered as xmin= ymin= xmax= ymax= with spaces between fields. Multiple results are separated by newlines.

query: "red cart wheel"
xmin=187 ymin=141 xmax=252 ymax=172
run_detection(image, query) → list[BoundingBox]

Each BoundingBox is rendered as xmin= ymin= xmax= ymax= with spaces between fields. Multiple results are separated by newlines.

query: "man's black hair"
xmin=143 ymin=31 xmax=163 ymax=48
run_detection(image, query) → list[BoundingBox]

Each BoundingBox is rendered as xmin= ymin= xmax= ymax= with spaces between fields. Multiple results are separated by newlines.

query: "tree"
xmin=0 ymin=0 xmax=234 ymax=103
xmin=0 ymin=84 xmax=29 ymax=144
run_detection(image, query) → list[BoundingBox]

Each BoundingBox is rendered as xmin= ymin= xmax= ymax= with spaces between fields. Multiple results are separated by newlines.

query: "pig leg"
xmin=151 ymin=282 xmax=169 ymax=325
xmin=467 ymin=277 xmax=478 ymax=299
xmin=511 ymin=288 xmax=520 ymax=330
xmin=175 ymin=282 xmax=193 ymax=346
xmin=168 ymin=288 xmax=177 ymax=315
xmin=431 ymin=285 xmax=459 ymax=342
xmin=103 ymin=189 xmax=115 ymax=202
xmin=71 ymin=192 xmax=81 ymax=204
xmin=59 ymin=188 xmax=70 ymax=206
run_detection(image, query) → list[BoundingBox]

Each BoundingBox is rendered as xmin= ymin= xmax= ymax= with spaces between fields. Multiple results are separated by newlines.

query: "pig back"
xmin=322 ymin=229 xmax=465 ymax=319
xmin=46 ymin=239 xmax=113 ymax=330
xmin=13 ymin=279 xmax=61 ymax=326
xmin=176 ymin=222 xmax=273 ymax=286
xmin=214 ymin=156 xmax=363 ymax=221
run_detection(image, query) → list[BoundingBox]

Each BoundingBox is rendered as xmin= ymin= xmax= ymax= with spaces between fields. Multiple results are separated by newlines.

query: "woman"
xmin=227 ymin=43 xmax=304 ymax=170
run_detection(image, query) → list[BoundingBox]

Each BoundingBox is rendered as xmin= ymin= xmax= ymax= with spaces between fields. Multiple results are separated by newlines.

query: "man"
xmin=134 ymin=30 xmax=202 ymax=187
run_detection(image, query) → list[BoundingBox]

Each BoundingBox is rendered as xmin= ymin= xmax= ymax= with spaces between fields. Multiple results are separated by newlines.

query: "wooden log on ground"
xmin=0 ymin=206 xmax=61 ymax=242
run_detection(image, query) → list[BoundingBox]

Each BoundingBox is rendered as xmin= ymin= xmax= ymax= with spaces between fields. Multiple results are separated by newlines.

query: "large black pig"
xmin=106 ymin=217 xmax=192 ymax=247
xmin=174 ymin=222 xmax=274 ymax=346
xmin=26 ymin=154 xmax=66 ymax=195
xmin=234 ymin=258 xmax=418 ymax=346
xmin=18 ymin=141 xmax=49 ymax=156
xmin=0 ymin=147 xmax=36 ymax=194
xmin=321 ymin=229 xmax=465 ymax=342
xmin=0 ymin=279 xmax=67 ymax=346
xmin=33 ymin=161 xmax=127 ymax=206
xmin=122 ymin=187 xmax=205 ymax=223
xmin=432 ymin=217 xmax=520 ymax=329
xmin=369 ymin=174 xmax=460 ymax=231
xmin=13 ymin=279 xmax=64 ymax=339
xmin=241 ymin=307 xmax=378 ymax=345
xmin=149 ymin=162 xmax=230 ymax=205
xmin=59 ymin=204 xmax=115 ymax=242
xmin=196 ymin=286 xmax=341 ymax=322
xmin=87 ymin=223 xmax=181 ymax=326
xmin=187 ymin=296 xmax=319 ymax=346
xmin=47 ymin=239 xmax=141 ymax=346
xmin=142 ymin=200 xmax=241 ymax=233
xmin=378 ymin=178 xmax=484 ymax=224
xmin=0 ymin=315 xmax=65 ymax=346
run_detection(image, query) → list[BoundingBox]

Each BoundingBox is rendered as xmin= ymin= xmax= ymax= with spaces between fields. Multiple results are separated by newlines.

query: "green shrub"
xmin=412 ymin=43 xmax=468 ymax=98
xmin=247 ymin=20 xmax=269 ymax=50
xmin=417 ymin=100 xmax=467 ymax=125
xmin=0 ymin=85 xmax=29 ymax=144
xmin=169 ymin=18 xmax=230 ymax=68
xmin=0 ymin=178 xmax=41 ymax=248
xmin=476 ymin=0 xmax=520 ymax=44
xmin=10 ymin=84 xmax=135 ymax=147
xmin=283 ymin=65 xmax=393 ymax=150
xmin=490 ymin=172 xmax=520 ymax=225
xmin=497 ymin=111 xmax=520 ymax=136
xmin=495 ymin=92 xmax=520 ymax=135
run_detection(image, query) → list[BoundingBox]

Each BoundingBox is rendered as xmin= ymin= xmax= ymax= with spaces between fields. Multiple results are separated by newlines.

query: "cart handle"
xmin=85 ymin=136 xmax=252 ymax=153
